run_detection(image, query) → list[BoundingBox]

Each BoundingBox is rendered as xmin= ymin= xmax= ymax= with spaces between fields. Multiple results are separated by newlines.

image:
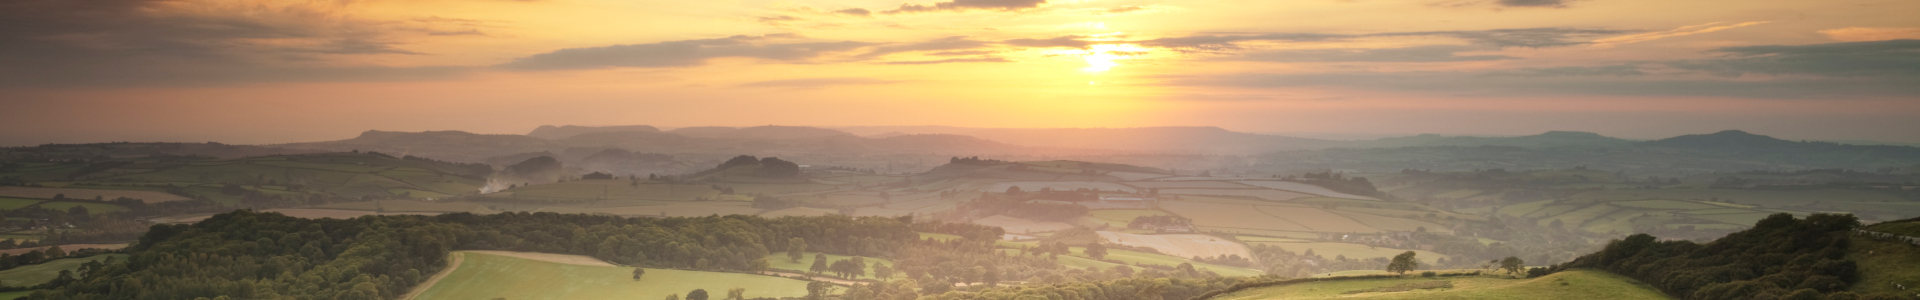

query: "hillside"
xmin=1548 ymin=213 xmax=1903 ymax=299
xmin=1207 ymin=270 xmax=1669 ymax=300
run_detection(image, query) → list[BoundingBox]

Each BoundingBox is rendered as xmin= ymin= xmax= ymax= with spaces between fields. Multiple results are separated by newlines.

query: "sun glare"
xmin=1080 ymin=44 xmax=1145 ymax=72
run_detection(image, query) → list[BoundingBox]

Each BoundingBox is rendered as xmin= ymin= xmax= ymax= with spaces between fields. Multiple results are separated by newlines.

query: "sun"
xmin=1080 ymin=44 xmax=1145 ymax=72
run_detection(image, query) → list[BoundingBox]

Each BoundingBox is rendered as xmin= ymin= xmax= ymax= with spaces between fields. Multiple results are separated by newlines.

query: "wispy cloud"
xmin=741 ymin=77 xmax=905 ymax=88
xmin=497 ymin=34 xmax=872 ymax=70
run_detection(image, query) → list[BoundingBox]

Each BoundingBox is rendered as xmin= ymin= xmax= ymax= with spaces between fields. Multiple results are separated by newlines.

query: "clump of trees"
xmin=21 ymin=211 xmax=927 ymax=300
xmin=1548 ymin=213 xmax=1897 ymax=300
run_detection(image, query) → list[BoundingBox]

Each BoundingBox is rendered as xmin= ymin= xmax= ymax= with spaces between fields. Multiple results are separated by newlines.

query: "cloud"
xmin=1162 ymin=40 xmax=1920 ymax=98
xmin=1139 ymin=28 xmax=1631 ymax=51
xmin=759 ymin=15 xmax=804 ymax=24
xmin=833 ymin=8 xmax=874 ymax=16
xmin=1589 ymin=22 xmax=1770 ymax=47
xmin=877 ymin=57 xmax=1012 ymax=64
xmin=0 ymin=0 xmax=460 ymax=87
xmin=1004 ymin=35 xmax=1099 ymax=49
xmin=1496 ymin=0 xmax=1581 ymax=8
xmin=1104 ymin=5 xmax=1149 ymax=14
xmin=1820 ymin=27 xmax=1920 ymax=42
xmin=740 ymin=77 xmax=904 ymax=88
xmin=885 ymin=0 xmax=1048 ymax=14
xmin=428 ymin=29 xmax=489 ymax=36
xmin=928 ymin=50 xmax=998 ymax=56
xmin=1232 ymin=45 xmax=1518 ymax=62
xmin=1674 ymin=39 xmax=1920 ymax=77
xmin=857 ymin=36 xmax=993 ymax=58
xmin=497 ymin=34 xmax=872 ymax=70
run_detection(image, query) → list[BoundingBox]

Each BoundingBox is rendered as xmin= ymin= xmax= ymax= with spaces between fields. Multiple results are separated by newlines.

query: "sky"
xmin=1 ymin=0 xmax=1917 ymax=146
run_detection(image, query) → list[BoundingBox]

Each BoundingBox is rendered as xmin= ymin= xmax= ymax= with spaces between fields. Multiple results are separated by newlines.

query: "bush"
xmin=1420 ymin=271 xmax=1436 ymax=277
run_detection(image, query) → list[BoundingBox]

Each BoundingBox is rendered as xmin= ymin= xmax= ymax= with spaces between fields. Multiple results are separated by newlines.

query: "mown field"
xmin=413 ymin=252 xmax=811 ymax=300
xmin=1210 ymin=269 xmax=1671 ymax=300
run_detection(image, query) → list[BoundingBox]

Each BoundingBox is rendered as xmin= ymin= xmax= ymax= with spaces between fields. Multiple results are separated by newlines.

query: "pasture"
xmin=985 ymin=182 xmax=1137 ymax=193
xmin=314 ymin=200 xmax=492 ymax=213
xmin=1210 ymin=269 xmax=1670 ymax=300
xmin=0 ymin=186 xmax=188 ymax=203
xmin=1095 ymin=232 xmax=1251 ymax=260
xmin=1159 ymin=201 xmax=1312 ymax=232
xmin=1160 ymin=189 xmax=1314 ymax=201
xmin=1250 ymin=242 xmax=1448 ymax=265
xmin=0 ymin=254 xmax=128 ymax=287
xmin=1231 ymin=181 xmax=1379 ymax=200
xmin=0 ymin=198 xmax=44 ymax=210
xmin=413 ymin=251 xmax=812 ymax=300
xmin=973 ymin=215 xmax=1074 ymax=234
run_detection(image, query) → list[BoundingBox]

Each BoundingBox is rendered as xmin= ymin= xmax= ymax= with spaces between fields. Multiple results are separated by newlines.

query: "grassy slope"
xmin=1850 ymin=220 xmax=1920 ymax=295
xmin=1214 ymin=270 xmax=1671 ymax=300
xmin=0 ymin=254 xmax=128 ymax=287
xmin=414 ymin=252 xmax=810 ymax=300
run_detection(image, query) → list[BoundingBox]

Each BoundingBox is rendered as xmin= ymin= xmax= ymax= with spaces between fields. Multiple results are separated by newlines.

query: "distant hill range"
xmin=249 ymin=125 xmax=1920 ymax=174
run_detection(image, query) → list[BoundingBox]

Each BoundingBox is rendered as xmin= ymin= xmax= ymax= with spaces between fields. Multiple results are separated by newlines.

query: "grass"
xmin=1849 ymin=222 xmax=1920 ymax=295
xmin=0 ymin=254 xmax=127 ymax=287
xmin=762 ymin=252 xmax=898 ymax=280
xmin=1212 ymin=269 xmax=1671 ymax=300
xmin=0 ymin=198 xmax=44 ymax=210
xmin=414 ymin=252 xmax=812 ymax=300
xmin=1081 ymin=209 xmax=1172 ymax=228
xmin=1062 ymin=248 xmax=1264 ymax=277
xmin=1249 ymin=242 xmax=1449 ymax=265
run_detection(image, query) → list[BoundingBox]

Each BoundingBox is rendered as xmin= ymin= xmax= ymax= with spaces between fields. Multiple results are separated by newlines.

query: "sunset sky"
xmin=2 ymin=0 xmax=1917 ymax=145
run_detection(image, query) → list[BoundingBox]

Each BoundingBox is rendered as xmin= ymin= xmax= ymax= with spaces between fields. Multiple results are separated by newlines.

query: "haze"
xmin=3 ymin=0 xmax=1920 ymax=146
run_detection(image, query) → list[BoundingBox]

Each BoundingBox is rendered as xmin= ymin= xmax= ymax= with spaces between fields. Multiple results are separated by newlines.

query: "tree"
xmin=666 ymin=294 xmax=679 ymax=300
xmin=633 ymin=267 xmax=646 ymax=280
xmin=1387 ymin=251 xmax=1419 ymax=275
xmin=873 ymin=262 xmax=893 ymax=279
xmin=1499 ymin=256 xmax=1525 ymax=277
xmin=687 ymin=289 xmax=709 ymax=300
xmin=806 ymin=281 xmax=834 ymax=300
xmin=809 ymin=254 xmax=829 ymax=275
xmin=788 ymin=238 xmax=807 ymax=263
xmin=726 ymin=288 xmax=746 ymax=300
xmin=1084 ymin=243 xmax=1109 ymax=260
xmin=46 ymin=245 xmax=66 ymax=259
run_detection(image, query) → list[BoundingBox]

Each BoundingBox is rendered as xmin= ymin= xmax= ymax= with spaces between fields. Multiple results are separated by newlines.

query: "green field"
xmin=0 ymin=291 xmax=27 ymax=300
xmin=763 ymin=252 xmax=898 ymax=280
xmin=1211 ymin=270 xmax=1671 ymax=300
xmin=0 ymin=198 xmax=44 ymax=210
xmin=414 ymin=252 xmax=811 ymax=300
xmin=1250 ymin=242 xmax=1449 ymax=265
xmin=0 ymin=254 xmax=128 ymax=287
xmin=1850 ymin=220 xmax=1920 ymax=295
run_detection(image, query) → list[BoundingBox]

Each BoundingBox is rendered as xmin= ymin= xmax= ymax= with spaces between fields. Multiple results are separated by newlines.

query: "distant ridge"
xmin=527 ymin=125 xmax=661 ymax=139
xmin=1352 ymin=130 xmax=1635 ymax=148
xmin=1641 ymin=130 xmax=1801 ymax=149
